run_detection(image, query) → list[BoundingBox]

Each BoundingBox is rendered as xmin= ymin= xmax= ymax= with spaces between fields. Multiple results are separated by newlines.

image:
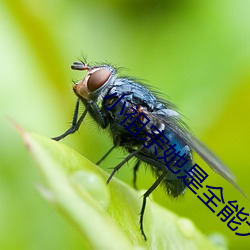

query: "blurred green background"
xmin=1 ymin=0 xmax=250 ymax=249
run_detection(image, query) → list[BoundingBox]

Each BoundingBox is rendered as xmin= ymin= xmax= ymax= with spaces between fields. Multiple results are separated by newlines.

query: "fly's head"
xmin=72 ymin=61 xmax=115 ymax=100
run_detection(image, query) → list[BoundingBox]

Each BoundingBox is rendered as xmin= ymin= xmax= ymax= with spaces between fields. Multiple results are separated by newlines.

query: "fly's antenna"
xmin=71 ymin=61 xmax=89 ymax=71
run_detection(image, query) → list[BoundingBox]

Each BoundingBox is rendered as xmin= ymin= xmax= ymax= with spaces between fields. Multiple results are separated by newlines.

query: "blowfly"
xmin=52 ymin=60 xmax=245 ymax=240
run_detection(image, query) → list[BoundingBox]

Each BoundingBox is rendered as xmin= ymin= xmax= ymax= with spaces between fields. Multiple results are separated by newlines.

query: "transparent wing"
xmin=146 ymin=110 xmax=247 ymax=198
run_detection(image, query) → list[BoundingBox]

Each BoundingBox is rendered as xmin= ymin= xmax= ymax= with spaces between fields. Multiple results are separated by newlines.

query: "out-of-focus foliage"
xmin=0 ymin=0 xmax=249 ymax=249
xmin=17 ymin=129 xmax=222 ymax=250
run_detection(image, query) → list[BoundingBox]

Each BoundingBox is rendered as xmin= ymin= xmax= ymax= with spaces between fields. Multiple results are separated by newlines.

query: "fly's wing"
xmin=147 ymin=109 xmax=247 ymax=198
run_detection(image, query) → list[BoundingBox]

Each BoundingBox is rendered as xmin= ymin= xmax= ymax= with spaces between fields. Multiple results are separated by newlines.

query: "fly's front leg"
xmin=52 ymin=99 xmax=89 ymax=141
xmin=89 ymin=100 xmax=108 ymax=129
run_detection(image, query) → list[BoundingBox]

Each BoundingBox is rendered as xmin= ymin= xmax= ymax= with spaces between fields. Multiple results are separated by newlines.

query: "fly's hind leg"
xmin=133 ymin=160 xmax=141 ymax=189
xmin=140 ymin=173 xmax=166 ymax=240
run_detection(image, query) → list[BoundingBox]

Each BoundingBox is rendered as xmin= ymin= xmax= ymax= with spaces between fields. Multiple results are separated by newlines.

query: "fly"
xmin=52 ymin=60 xmax=246 ymax=240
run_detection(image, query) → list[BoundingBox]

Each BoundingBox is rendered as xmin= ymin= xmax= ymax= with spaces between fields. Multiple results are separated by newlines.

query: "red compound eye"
xmin=87 ymin=68 xmax=111 ymax=92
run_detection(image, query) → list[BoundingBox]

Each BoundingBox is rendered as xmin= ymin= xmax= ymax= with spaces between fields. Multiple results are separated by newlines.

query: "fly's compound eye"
xmin=87 ymin=68 xmax=111 ymax=92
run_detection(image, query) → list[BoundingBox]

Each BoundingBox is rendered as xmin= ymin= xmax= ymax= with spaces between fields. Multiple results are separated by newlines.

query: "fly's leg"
xmin=52 ymin=100 xmax=89 ymax=141
xmin=140 ymin=173 xmax=166 ymax=240
xmin=96 ymin=145 xmax=116 ymax=165
xmin=133 ymin=160 xmax=141 ymax=189
xmin=107 ymin=145 xmax=144 ymax=184
xmin=89 ymin=100 xmax=107 ymax=129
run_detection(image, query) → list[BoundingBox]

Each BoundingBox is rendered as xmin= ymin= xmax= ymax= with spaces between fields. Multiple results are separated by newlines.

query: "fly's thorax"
xmin=73 ymin=64 xmax=117 ymax=102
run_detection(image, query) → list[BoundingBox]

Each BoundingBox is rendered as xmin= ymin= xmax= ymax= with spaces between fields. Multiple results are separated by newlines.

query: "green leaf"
xmin=19 ymin=128 xmax=226 ymax=250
